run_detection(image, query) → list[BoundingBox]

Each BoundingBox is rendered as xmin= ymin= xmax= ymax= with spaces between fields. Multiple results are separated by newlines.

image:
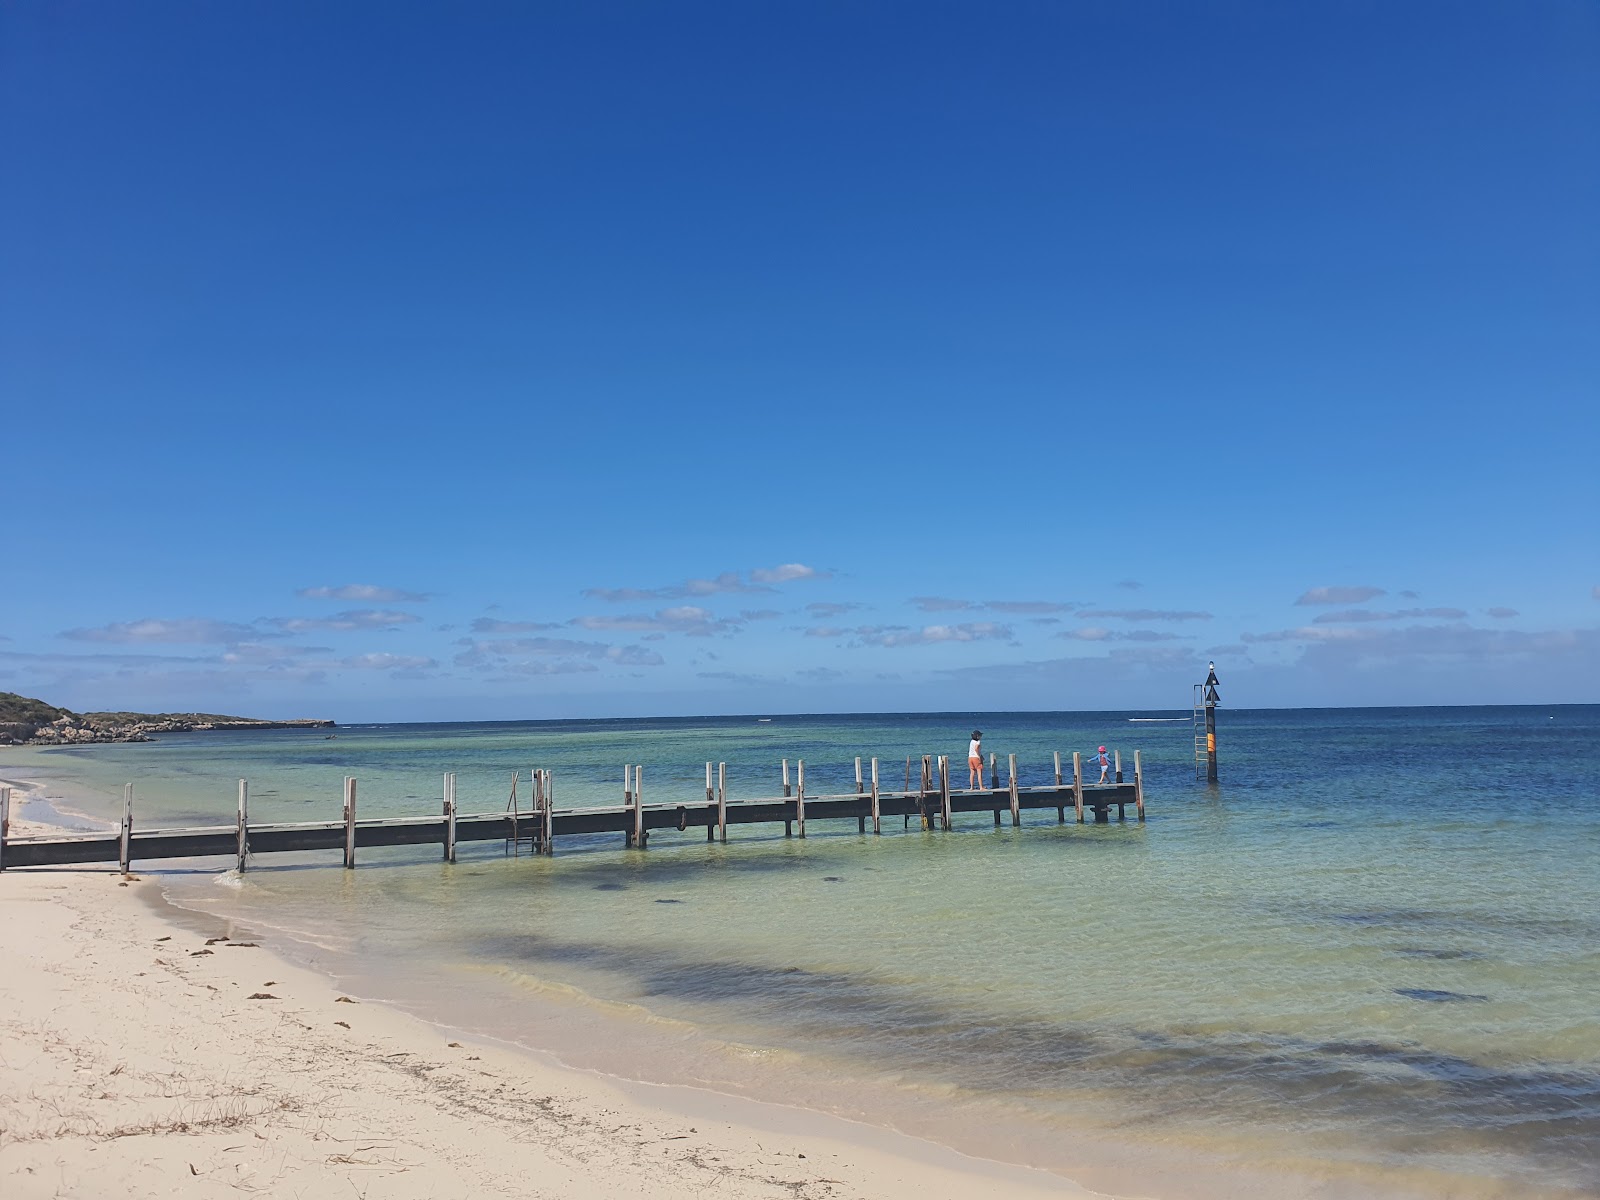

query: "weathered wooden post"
xmin=716 ymin=762 xmax=727 ymax=842
xmin=1072 ymin=754 xmax=1084 ymax=823
xmin=120 ymin=783 xmax=133 ymax=873
xmin=903 ymin=757 xmax=912 ymax=828
xmin=1134 ymin=751 xmax=1145 ymax=821
xmin=796 ymin=759 xmax=807 ymax=838
xmin=1008 ymin=753 xmax=1020 ymax=826
xmin=0 ymin=785 xmax=11 ymax=872
xmin=443 ymin=773 xmax=457 ymax=862
xmin=633 ymin=765 xmax=646 ymax=849
xmin=623 ymin=765 xmax=634 ymax=847
xmin=938 ymin=755 xmax=951 ymax=830
xmin=342 ymin=777 xmax=357 ymax=868
xmin=870 ymin=758 xmax=881 ymax=835
xmin=1114 ymin=749 xmax=1123 ymax=784
xmin=855 ymin=757 xmax=865 ymax=833
xmin=542 ymin=769 xmax=554 ymax=855
xmin=1054 ymin=751 xmax=1066 ymax=822
xmin=783 ymin=759 xmax=793 ymax=836
xmin=236 ymin=780 xmax=249 ymax=872
xmin=920 ymin=755 xmax=933 ymax=829
xmin=706 ymin=763 xmax=716 ymax=842
xmin=988 ymin=753 xmax=998 ymax=790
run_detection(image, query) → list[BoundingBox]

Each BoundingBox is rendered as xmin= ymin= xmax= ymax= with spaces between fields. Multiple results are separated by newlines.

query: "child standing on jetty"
xmin=1095 ymin=745 xmax=1111 ymax=784
xmin=968 ymin=730 xmax=983 ymax=789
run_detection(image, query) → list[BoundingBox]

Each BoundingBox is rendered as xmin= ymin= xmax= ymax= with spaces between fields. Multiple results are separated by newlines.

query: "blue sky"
xmin=3 ymin=1 xmax=1596 ymax=720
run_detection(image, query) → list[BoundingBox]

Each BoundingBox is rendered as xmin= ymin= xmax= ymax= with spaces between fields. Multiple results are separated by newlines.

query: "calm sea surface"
xmin=6 ymin=706 xmax=1599 ymax=1197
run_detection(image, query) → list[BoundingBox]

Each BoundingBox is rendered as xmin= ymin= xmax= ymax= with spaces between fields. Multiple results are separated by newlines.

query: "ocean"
xmin=5 ymin=705 xmax=1598 ymax=1197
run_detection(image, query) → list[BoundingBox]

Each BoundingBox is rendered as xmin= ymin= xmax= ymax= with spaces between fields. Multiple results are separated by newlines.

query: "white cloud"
xmin=219 ymin=643 xmax=332 ymax=666
xmin=1075 ymin=609 xmax=1212 ymax=622
xmin=1057 ymin=628 xmax=1183 ymax=642
xmin=1295 ymin=586 xmax=1385 ymax=606
xmin=1483 ymin=607 xmax=1517 ymax=620
xmin=583 ymin=564 xmax=829 ymax=604
xmin=806 ymin=601 xmax=862 ymax=618
xmin=61 ymin=618 xmax=263 ymax=645
xmin=858 ymin=622 xmax=1012 ymax=648
xmin=750 ymin=563 xmax=827 ymax=584
xmin=571 ymin=607 xmax=741 ymax=637
xmin=982 ymin=600 xmax=1076 ymax=614
xmin=339 ymin=653 xmax=438 ymax=671
xmin=1311 ymin=608 xmax=1468 ymax=624
xmin=697 ymin=670 xmax=771 ymax=684
xmin=262 ymin=610 xmax=421 ymax=634
xmin=909 ymin=597 xmax=974 ymax=612
xmin=297 ymin=584 xmax=427 ymax=603
xmin=454 ymin=636 xmax=663 ymax=671
xmin=471 ymin=618 xmax=561 ymax=633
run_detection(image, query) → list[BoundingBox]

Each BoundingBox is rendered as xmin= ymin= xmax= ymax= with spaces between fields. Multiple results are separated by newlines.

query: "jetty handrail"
xmin=0 ymin=753 xmax=1147 ymax=872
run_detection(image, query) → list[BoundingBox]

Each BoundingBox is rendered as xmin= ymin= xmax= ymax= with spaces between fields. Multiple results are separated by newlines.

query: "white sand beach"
xmin=0 ymin=804 xmax=1094 ymax=1200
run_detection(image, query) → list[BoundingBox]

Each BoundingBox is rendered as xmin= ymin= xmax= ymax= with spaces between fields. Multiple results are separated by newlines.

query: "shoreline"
xmin=0 ymin=783 xmax=1099 ymax=1199
xmin=3 ymin=772 xmax=1588 ymax=1200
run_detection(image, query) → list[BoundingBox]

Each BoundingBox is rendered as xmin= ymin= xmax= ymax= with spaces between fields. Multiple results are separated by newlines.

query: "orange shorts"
xmin=968 ymin=757 xmax=983 ymax=770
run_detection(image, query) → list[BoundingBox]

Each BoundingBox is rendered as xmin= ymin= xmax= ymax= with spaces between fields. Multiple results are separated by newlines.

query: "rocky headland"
xmin=0 ymin=692 xmax=334 ymax=746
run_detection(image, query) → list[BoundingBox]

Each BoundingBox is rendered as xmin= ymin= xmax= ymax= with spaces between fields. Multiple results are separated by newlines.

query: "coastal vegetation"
xmin=0 ymin=692 xmax=333 ymax=746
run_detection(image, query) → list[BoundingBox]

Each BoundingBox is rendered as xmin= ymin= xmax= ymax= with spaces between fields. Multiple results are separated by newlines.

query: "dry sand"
xmin=0 ymin=799 xmax=1101 ymax=1200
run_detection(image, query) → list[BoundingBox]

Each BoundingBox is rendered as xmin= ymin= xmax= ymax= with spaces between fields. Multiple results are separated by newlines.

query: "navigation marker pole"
xmin=1203 ymin=661 xmax=1220 ymax=783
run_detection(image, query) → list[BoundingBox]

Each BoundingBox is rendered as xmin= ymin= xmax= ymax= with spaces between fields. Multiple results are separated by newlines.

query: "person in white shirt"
xmin=968 ymin=730 xmax=984 ymax=790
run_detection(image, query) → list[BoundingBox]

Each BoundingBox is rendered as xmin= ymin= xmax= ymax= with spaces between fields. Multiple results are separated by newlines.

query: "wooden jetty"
xmin=0 ymin=751 xmax=1144 ymax=873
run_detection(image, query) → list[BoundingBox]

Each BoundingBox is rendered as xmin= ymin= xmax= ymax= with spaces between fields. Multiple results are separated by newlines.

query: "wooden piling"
xmin=1 ymin=785 xmax=11 ymax=872
xmin=1054 ymin=751 xmax=1062 ymax=786
xmin=939 ymin=756 xmax=952 ymax=830
xmin=1072 ymin=754 xmax=1084 ymax=823
xmin=633 ymin=765 xmax=646 ymax=848
xmin=920 ymin=755 xmax=933 ymax=829
xmin=120 ymin=784 xmax=133 ymax=872
xmin=783 ymin=759 xmax=793 ymax=836
xmin=237 ymin=780 xmax=249 ymax=872
xmin=705 ymin=762 xmax=716 ymax=841
xmin=855 ymin=757 xmax=865 ymax=833
xmin=1115 ymin=749 xmax=1123 ymax=784
xmin=1008 ymin=753 xmax=1020 ymax=826
xmin=623 ymin=765 xmax=634 ymax=847
xmin=1134 ymin=750 xmax=1145 ymax=821
xmin=796 ymin=759 xmax=807 ymax=838
xmin=717 ymin=762 xmax=727 ymax=842
xmin=988 ymin=753 xmax=998 ymax=790
xmin=545 ymin=770 xmax=556 ymax=854
xmin=342 ymin=777 xmax=357 ymax=868
xmin=904 ymin=757 xmax=912 ymax=829
xmin=870 ymin=758 xmax=881 ymax=835
xmin=438 ymin=773 xmax=454 ymax=862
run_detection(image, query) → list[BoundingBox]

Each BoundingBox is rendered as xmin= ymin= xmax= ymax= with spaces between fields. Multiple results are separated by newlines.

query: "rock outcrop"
xmin=0 ymin=692 xmax=334 ymax=746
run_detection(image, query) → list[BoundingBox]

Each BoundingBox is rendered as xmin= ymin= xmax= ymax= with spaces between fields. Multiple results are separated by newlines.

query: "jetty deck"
xmin=0 ymin=751 xmax=1145 ymax=873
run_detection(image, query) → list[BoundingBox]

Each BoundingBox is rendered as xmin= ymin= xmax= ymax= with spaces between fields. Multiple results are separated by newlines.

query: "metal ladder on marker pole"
xmin=1192 ymin=683 xmax=1207 ymax=779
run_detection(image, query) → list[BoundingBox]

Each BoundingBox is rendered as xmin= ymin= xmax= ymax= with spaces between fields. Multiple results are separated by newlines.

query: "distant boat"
xmin=757 ymin=718 xmax=773 ymax=723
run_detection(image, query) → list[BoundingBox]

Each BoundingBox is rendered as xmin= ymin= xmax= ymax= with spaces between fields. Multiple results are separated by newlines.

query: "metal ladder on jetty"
xmin=506 ymin=772 xmax=535 ymax=855
xmin=504 ymin=770 xmax=554 ymax=856
xmin=1192 ymin=684 xmax=1207 ymax=778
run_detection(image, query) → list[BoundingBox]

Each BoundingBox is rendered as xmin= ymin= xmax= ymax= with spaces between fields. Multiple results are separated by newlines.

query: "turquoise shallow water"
xmin=6 ymin=706 xmax=1599 ymax=1196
